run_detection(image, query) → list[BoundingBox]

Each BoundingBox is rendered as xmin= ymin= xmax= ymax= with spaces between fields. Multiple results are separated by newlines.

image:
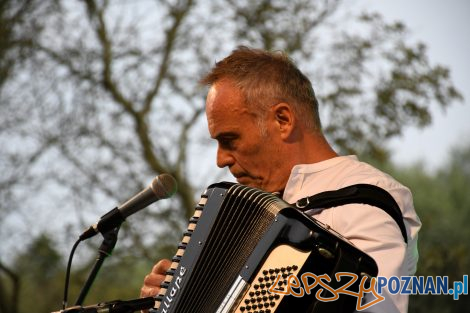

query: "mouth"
xmin=231 ymin=172 xmax=249 ymax=182
xmin=233 ymin=174 xmax=259 ymax=188
xmin=230 ymin=169 xmax=262 ymax=188
xmin=235 ymin=176 xmax=250 ymax=184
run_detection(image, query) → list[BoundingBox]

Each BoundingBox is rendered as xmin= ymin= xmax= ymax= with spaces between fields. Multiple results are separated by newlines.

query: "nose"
xmin=216 ymin=147 xmax=235 ymax=168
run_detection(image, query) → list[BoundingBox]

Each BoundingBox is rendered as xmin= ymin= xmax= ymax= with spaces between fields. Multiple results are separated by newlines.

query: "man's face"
xmin=205 ymin=80 xmax=290 ymax=193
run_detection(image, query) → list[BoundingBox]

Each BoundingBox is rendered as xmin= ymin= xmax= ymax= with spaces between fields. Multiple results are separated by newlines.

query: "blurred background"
xmin=0 ymin=1 xmax=468 ymax=312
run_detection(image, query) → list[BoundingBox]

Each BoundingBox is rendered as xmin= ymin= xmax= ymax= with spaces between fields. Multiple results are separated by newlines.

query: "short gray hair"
xmin=200 ymin=46 xmax=322 ymax=132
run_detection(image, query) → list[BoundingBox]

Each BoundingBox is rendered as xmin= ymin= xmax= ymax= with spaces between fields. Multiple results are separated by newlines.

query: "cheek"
xmin=261 ymin=146 xmax=284 ymax=172
xmin=248 ymin=148 xmax=279 ymax=173
xmin=236 ymin=134 xmax=276 ymax=172
xmin=234 ymin=148 xmax=264 ymax=173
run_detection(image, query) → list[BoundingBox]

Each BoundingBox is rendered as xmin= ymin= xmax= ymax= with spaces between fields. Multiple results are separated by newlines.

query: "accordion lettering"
xmin=153 ymin=182 xmax=378 ymax=313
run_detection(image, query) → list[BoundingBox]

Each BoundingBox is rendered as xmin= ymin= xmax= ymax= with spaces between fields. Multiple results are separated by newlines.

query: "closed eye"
xmin=216 ymin=133 xmax=238 ymax=150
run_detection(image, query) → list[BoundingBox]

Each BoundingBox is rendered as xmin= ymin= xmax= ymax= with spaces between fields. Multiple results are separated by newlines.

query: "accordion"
xmin=153 ymin=182 xmax=378 ymax=313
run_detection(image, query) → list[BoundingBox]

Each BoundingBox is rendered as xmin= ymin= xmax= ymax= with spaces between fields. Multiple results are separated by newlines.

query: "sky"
xmin=359 ymin=0 xmax=470 ymax=171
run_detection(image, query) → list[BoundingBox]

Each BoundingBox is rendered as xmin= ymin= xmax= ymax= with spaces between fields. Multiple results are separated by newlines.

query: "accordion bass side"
xmin=153 ymin=182 xmax=378 ymax=313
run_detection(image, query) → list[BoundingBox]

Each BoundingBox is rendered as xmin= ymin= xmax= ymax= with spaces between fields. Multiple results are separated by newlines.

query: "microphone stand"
xmin=75 ymin=226 xmax=120 ymax=306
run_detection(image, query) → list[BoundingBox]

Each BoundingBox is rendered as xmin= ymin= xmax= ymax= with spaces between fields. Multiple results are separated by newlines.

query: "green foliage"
xmin=12 ymin=234 xmax=65 ymax=313
xmin=68 ymin=256 xmax=154 ymax=307
xmin=3 ymin=234 xmax=170 ymax=313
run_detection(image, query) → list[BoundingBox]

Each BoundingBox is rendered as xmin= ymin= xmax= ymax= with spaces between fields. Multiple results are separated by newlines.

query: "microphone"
xmin=79 ymin=174 xmax=177 ymax=240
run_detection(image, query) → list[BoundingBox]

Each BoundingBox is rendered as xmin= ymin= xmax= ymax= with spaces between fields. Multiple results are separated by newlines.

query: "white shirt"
xmin=282 ymin=156 xmax=421 ymax=313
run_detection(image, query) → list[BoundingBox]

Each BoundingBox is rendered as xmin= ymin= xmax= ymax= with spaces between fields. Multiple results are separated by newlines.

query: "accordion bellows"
xmin=153 ymin=182 xmax=378 ymax=313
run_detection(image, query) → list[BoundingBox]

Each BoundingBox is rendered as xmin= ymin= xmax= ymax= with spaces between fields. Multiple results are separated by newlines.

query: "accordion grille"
xmin=160 ymin=184 xmax=287 ymax=313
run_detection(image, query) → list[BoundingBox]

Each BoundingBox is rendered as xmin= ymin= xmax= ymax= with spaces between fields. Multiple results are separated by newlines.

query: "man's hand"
xmin=140 ymin=259 xmax=172 ymax=298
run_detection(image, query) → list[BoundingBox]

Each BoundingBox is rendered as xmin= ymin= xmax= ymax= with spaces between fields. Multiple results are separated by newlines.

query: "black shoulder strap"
xmin=294 ymin=184 xmax=408 ymax=243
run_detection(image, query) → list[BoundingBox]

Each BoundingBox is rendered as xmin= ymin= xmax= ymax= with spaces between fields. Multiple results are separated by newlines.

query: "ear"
xmin=271 ymin=102 xmax=295 ymax=139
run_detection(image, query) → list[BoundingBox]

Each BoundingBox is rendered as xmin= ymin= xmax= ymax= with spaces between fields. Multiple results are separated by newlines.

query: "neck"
xmin=294 ymin=131 xmax=338 ymax=165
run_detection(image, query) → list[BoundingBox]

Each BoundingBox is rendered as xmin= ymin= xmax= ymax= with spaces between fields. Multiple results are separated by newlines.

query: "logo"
xmin=376 ymin=275 xmax=468 ymax=300
xmin=160 ymin=266 xmax=187 ymax=313
xmin=268 ymin=273 xmax=468 ymax=311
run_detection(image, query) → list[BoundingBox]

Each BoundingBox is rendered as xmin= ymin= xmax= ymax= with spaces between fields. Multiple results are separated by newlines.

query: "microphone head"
xmin=150 ymin=173 xmax=178 ymax=199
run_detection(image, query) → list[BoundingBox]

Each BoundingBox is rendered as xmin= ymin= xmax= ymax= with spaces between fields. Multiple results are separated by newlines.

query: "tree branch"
xmin=141 ymin=0 xmax=194 ymax=115
xmin=84 ymin=0 xmax=136 ymax=116
xmin=34 ymin=43 xmax=99 ymax=84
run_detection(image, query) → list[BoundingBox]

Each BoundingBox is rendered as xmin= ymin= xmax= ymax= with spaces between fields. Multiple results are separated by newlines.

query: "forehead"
xmin=206 ymin=80 xmax=255 ymax=137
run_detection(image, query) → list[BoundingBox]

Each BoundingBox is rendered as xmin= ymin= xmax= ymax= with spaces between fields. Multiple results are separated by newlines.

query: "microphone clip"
xmin=79 ymin=207 xmax=125 ymax=241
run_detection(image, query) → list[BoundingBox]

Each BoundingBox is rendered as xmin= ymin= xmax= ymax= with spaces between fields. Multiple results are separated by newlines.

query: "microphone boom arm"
xmin=55 ymin=296 xmax=155 ymax=313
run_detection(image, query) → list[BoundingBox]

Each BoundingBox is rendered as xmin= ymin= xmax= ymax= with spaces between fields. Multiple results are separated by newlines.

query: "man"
xmin=141 ymin=47 xmax=421 ymax=312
